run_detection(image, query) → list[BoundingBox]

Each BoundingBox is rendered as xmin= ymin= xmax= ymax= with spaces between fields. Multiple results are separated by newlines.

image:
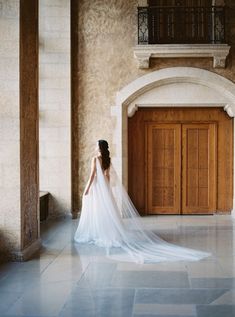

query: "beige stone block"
xmin=0 ymin=58 xmax=19 ymax=80
xmin=1 ymin=188 xmax=20 ymax=225
xmin=58 ymin=101 xmax=71 ymax=111
xmin=0 ymin=40 xmax=19 ymax=56
xmin=40 ymin=38 xmax=69 ymax=53
xmin=40 ymin=17 xmax=69 ymax=32
xmin=0 ymin=1 xmax=19 ymax=18
xmin=40 ymin=166 xmax=70 ymax=184
xmin=40 ymin=77 xmax=69 ymax=89
xmin=0 ymin=165 xmax=3 ymax=187
xmin=39 ymin=6 xmax=69 ymax=17
xmin=40 ymin=156 xmax=70 ymax=173
xmin=0 ymin=118 xmax=19 ymax=141
xmin=40 ymin=141 xmax=69 ymax=158
xmin=39 ymin=185 xmax=68 ymax=197
xmin=40 ymin=52 xmax=69 ymax=65
xmin=0 ymin=92 xmax=19 ymax=117
xmin=0 ymin=19 xmax=19 ymax=41
xmin=39 ymin=127 xmax=70 ymax=141
xmin=0 ymin=141 xmax=19 ymax=164
xmin=4 ymin=210 xmax=21 ymax=231
xmin=39 ymin=31 xmax=70 ymax=42
xmin=39 ymin=102 xmax=61 ymax=111
xmin=39 ymin=64 xmax=69 ymax=79
xmin=2 ymin=163 xmax=20 ymax=188
xmin=0 ymin=208 xmax=4 ymax=225
xmin=40 ymin=0 xmax=69 ymax=8
xmin=39 ymin=110 xmax=70 ymax=127
xmin=40 ymin=91 xmax=69 ymax=104
xmin=0 ymin=80 xmax=19 ymax=91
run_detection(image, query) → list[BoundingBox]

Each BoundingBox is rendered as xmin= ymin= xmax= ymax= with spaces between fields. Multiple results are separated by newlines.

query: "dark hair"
xmin=98 ymin=140 xmax=111 ymax=170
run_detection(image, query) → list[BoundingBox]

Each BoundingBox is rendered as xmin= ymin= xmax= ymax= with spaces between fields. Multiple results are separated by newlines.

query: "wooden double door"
xmin=128 ymin=108 xmax=233 ymax=215
xmin=146 ymin=123 xmax=216 ymax=214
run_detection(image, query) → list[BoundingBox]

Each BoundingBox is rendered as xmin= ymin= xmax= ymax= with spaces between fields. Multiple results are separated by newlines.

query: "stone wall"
xmin=0 ymin=0 xmax=21 ymax=256
xmin=39 ymin=0 xmax=71 ymax=217
xmin=77 ymin=0 xmax=235 ymax=204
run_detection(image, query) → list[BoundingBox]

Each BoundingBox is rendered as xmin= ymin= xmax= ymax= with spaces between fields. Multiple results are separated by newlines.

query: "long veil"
xmin=74 ymin=158 xmax=211 ymax=263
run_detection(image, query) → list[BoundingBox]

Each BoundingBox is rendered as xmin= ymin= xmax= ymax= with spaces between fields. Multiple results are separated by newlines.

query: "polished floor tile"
xmin=0 ymin=291 xmax=22 ymax=315
xmin=59 ymin=287 xmax=135 ymax=317
xmin=133 ymin=315 xmax=196 ymax=317
xmin=196 ymin=305 xmax=235 ymax=317
xmin=0 ymin=214 xmax=235 ymax=317
xmin=117 ymin=262 xmax=187 ymax=272
xmin=190 ymin=277 xmax=235 ymax=289
xmin=77 ymin=262 xmax=117 ymax=288
xmin=5 ymin=281 xmax=75 ymax=316
xmin=211 ymin=290 xmax=235 ymax=305
xmin=133 ymin=303 xmax=196 ymax=316
xmin=111 ymin=271 xmax=190 ymax=288
xmin=186 ymin=261 xmax=230 ymax=278
xmin=135 ymin=288 xmax=228 ymax=304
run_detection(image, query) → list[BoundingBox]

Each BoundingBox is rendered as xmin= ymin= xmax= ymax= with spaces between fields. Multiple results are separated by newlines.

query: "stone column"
xmin=71 ymin=0 xmax=79 ymax=219
xmin=39 ymin=0 xmax=71 ymax=218
xmin=0 ymin=0 xmax=40 ymax=261
xmin=19 ymin=0 xmax=40 ymax=260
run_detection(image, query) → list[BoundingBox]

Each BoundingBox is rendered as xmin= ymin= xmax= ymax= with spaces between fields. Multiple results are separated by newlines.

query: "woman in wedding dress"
xmin=74 ymin=140 xmax=211 ymax=263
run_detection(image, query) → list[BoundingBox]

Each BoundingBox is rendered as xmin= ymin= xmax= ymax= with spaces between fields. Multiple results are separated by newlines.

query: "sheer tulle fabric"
xmin=74 ymin=159 xmax=211 ymax=263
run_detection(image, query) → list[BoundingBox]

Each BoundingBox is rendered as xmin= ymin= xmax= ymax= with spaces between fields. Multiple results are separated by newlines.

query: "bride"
xmin=74 ymin=140 xmax=211 ymax=263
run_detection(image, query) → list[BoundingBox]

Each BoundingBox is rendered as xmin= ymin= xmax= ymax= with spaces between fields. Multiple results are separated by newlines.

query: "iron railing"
xmin=138 ymin=6 xmax=226 ymax=44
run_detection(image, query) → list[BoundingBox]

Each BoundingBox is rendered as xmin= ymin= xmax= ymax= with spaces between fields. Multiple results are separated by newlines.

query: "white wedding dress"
xmin=74 ymin=158 xmax=211 ymax=263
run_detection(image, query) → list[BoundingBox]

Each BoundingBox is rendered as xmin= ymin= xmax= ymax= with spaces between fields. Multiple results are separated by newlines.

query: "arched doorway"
xmin=111 ymin=67 xmax=235 ymax=215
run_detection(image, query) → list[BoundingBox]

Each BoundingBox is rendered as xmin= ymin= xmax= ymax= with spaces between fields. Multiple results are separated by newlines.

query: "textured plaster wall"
xmin=39 ymin=0 xmax=71 ymax=217
xmin=0 ymin=0 xmax=21 ymax=255
xmin=77 ymin=0 xmax=235 ymax=203
xmin=78 ymin=0 xmax=144 ymax=201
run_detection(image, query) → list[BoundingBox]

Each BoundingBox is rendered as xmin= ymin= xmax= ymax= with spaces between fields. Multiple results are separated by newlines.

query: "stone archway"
xmin=111 ymin=67 xmax=235 ymax=214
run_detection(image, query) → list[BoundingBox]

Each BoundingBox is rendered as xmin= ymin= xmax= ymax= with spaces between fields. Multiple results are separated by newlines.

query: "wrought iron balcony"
xmin=138 ymin=6 xmax=226 ymax=45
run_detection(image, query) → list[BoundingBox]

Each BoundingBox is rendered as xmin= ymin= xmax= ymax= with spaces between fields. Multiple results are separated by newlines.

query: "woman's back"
xmin=96 ymin=156 xmax=110 ymax=182
xmin=74 ymin=140 xmax=211 ymax=263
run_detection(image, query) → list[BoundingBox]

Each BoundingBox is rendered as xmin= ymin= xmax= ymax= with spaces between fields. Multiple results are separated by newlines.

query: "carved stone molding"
xmin=224 ymin=104 xmax=235 ymax=118
xmin=127 ymin=103 xmax=235 ymax=118
xmin=213 ymin=55 xmax=226 ymax=68
xmin=133 ymin=44 xmax=231 ymax=69
xmin=127 ymin=104 xmax=138 ymax=117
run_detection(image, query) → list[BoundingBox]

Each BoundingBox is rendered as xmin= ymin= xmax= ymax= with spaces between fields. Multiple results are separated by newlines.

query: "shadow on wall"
xmin=0 ymin=232 xmax=14 ymax=263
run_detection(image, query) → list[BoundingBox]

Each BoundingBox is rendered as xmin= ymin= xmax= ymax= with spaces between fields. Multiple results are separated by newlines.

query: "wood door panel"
xmin=146 ymin=123 xmax=181 ymax=214
xmin=182 ymin=123 xmax=216 ymax=214
xmin=128 ymin=108 xmax=233 ymax=215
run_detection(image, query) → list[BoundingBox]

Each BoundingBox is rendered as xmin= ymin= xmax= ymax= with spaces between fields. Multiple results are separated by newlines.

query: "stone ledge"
xmin=133 ymin=44 xmax=231 ymax=69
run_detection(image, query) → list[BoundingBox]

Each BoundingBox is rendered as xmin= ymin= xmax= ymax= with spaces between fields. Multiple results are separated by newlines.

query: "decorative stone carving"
xmin=127 ymin=104 xmax=138 ymax=117
xmin=128 ymin=103 xmax=235 ymax=118
xmin=133 ymin=44 xmax=231 ymax=69
xmin=135 ymin=54 xmax=150 ymax=69
xmin=213 ymin=55 xmax=226 ymax=68
xmin=224 ymin=104 xmax=235 ymax=118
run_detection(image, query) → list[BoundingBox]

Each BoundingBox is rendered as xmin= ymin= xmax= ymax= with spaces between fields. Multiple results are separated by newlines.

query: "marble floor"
xmin=0 ymin=215 xmax=235 ymax=317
